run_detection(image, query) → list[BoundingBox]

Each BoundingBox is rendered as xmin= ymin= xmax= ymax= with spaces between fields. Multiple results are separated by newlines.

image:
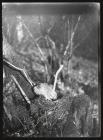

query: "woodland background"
xmin=2 ymin=4 xmax=100 ymax=137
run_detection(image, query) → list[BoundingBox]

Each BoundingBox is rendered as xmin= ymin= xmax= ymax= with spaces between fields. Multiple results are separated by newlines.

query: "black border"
xmin=1 ymin=2 xmax=102 ymax=139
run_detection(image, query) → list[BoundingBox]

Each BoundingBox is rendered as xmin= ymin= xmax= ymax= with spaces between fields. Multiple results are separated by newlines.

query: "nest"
xmin=3 ymin=74 xmax=94 ymax=137
xmin=36 ymin=94 xmax=73 ymax=124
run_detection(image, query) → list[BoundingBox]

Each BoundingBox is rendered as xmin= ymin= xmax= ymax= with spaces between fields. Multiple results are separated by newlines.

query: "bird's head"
xmin=33 ymin=83 xmax=57 ymax=101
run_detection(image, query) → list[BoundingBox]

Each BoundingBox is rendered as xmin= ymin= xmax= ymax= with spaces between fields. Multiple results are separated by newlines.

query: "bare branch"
xmin=18 ymin=17 xmax=45 ymax=62
xmin=3 ymin=58 xmax=35 ymax=87
xmin=3 ymin=105 xmax=12 ymax=121
xmin=52 ymin=16 xmax=81 ymax=92
xmin=37 ymin=16 xmax=61 ymax=84
xmin=72 ymin=16 xmax=81 ymax=40
xmin=53 ymin=64 xmax=64 ymax=92
xmin=47 ymin=18 xmax=55 ymax=34
xmin=16 ymin=16 xmax=49 ymax=82
xmin=45 ymin=35 xmax=56 ymax=50
xmin=64 ymin=16 xmax=81 ymax=56
xmin=11 ymin=75 xmax=31 ymax=105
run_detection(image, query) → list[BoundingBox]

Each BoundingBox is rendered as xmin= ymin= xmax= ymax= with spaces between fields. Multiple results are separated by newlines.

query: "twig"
xmin=53 ymin=64 xmax=64 ymax=92
xmin=19 ymin=17 xmax=49 ymax=82
xmin=18 ymin=17 xmax=45 ymax=62
xmin=11 ymin=75 xmax=31 ymax=105
xmin=34 ymin=114 xmax=46 ymax=127
xmin=12 ymin=115 xmax=26 ymax=129
xmin=46 ymin=35 xmax=56 ymax=50
xmin=72 ymin=16 xmax=81 ymax=40
xmin=66 ymin=16 xmax=81 ymax=74
xmin=47 ymin=18 xmax=55 ymax=34
xmin=45 ymin=34 xmax=60 ymax=82
xmin=3 ymin=105 xmax=12 ymax=121
xmin=53 ymin=16 xmax=81 ymax=92
xmin=52 ymin=18 xmax=70 ymax=92
xmin=64 ymin=16 xmax=81 ymax=56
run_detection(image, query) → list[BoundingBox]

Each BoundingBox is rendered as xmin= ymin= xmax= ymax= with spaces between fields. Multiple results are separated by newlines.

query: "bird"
xmin=3 ymin=57 xmax=57 ymax=101
xmin=34 ymin=83 xmax=57 ymax=100
xmin=3 ymin=34 xmax=57 ymax=101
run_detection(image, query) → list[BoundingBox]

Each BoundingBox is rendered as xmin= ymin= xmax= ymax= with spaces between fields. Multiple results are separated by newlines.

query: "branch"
xmin=17 ymin=16 xmax=46 ymax=63
xmin=16 ymin=16 xmax=49 ymax=82
xmin=63 ymin=18 xmax=70 ymax=56
xmin=19 ymin=17 xmax=45 ymax=61
xmin=38 ymin=16 xmax=62 ymax=84
xmin=3 ymin=58 xmax=35 ymax=87
xmin=45 ymin=35 xmax=56 ymax=50
xmin=11 ymin=75 xmax=31 ymax=105
xmin=64 ymin=16 xmax=81 ymax=56
xmin=52 ymin=16 xmax=81 ymax=92
xmin=3 ymin=105 xmax=12 ymax=121
xmin=72 ymin=16 xmax=81 ymax=40
xmin=47 ymin=19 xmax=55 ymax=34
xmin=53 ymin=64 xmax=64 ymax=92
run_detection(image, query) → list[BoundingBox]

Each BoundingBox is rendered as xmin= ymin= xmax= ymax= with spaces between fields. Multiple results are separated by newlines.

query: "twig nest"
xmin=34 ymin=83 xmax=57 ymax=100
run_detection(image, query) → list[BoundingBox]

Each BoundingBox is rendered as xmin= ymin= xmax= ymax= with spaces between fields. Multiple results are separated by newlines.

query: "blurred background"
xmin=2 ymin=3 xmax=100 ymax=137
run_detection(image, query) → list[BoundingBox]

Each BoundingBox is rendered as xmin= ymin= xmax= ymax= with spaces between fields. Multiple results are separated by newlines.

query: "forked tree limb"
xmin=53 ymin=16 xmax=81 ymax=92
